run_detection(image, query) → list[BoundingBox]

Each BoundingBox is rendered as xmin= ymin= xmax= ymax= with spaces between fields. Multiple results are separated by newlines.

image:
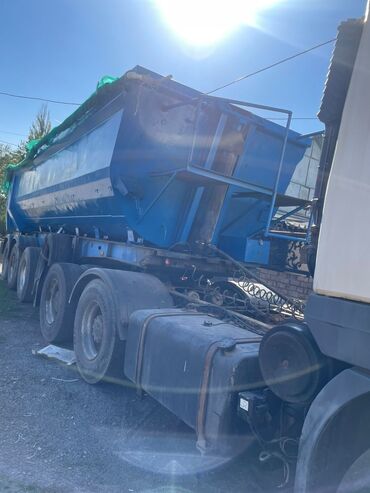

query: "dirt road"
xmin=0 ymin=281 xmax=285 ymax=492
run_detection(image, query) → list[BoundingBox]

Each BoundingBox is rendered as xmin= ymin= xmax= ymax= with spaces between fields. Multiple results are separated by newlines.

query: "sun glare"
xmin=155 ymin=0 xmax=278 ymax=46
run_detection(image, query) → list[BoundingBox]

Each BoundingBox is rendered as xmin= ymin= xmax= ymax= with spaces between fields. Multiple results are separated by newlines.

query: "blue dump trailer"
xmin=2 ymin=66 xmax=325 ymax=481
xmin=6 ymin=66 xmax=310 ymax=264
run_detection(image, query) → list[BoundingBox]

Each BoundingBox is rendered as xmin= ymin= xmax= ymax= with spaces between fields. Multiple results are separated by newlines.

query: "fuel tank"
xmin=124 ymin=308 xmax=262 ymax=455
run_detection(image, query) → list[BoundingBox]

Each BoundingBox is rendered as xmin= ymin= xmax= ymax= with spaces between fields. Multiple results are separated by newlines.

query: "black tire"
xmin=1 ymin=241 xmax=10 ymax=281
xmin=7 ymin=244 xmax=20 ymax=290
xmin=17 ymin=247 xmax=41 ymax=302
xmin=74 ymin=278 xmax=123 ymax=384
xmin=40 ymin=263 xmax=85 ymax=344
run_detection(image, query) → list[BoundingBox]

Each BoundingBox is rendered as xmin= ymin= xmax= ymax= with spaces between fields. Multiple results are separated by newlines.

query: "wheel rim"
xmin=45 ymin=278 xmax=60 ymax=325
xmin=18 ymin=259 xmax=27 ymax=291
xmin=81 ymin=301 xmax=104 ymax=360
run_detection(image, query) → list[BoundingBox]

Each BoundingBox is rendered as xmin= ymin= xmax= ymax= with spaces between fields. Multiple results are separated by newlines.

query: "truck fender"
xmin=295 ymin=367 xmax=370 ymax=492
xmin=1 ymin=233 xmax=37 ymax=259
xmin=32 ymin=234 xmax=74 ymax=306
xmin=5 ymin=234 xmax=16 ymax=255
xmin=69 ymin=267 xmax=173 ymax=340
xmin=0 ymin=234 xmax=11 ymax=254
xmin=16 ymin=234 xmax=38 ymax=251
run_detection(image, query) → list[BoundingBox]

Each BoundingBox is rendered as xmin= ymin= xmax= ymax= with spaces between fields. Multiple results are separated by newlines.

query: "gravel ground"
xmin=0 ymin=280 xmax=287 ymax=493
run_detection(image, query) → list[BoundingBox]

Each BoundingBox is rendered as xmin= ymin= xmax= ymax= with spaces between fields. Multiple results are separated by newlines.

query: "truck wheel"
xmin=40 ymin=263 xmax=85 ymax=344
xmin=1 ymin=241 xmax=10 ymax=280
xmin=17 ymin=247 xmax=41 ymax=302
xmin=7 ymin=244 xmax=20 ymax=290
xmin=74 ymin=278 xmax=123 ymax=384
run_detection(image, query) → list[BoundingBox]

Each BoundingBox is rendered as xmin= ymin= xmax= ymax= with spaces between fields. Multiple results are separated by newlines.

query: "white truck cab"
xmin=294 ymin=3 xmax=370 ymax=491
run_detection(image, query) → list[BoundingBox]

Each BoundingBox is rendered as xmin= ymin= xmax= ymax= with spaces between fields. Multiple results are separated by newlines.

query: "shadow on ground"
xmin=0 ymin=281 xmax=288 ymax=493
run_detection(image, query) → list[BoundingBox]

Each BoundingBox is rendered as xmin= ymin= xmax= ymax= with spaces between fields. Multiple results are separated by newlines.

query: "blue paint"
xmin=8 ymin=66 xmax=310 ymax=264
xmin=244 ymin=239 xmax=270 ymax=264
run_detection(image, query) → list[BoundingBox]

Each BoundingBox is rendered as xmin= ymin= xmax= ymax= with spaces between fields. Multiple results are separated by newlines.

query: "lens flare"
xmin=155 ymin=0 xmax=279 ymax=46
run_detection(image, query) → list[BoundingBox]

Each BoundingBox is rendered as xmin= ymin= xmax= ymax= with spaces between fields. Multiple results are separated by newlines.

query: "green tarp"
xmin=2 ymin=74 xmax=120 ymax=192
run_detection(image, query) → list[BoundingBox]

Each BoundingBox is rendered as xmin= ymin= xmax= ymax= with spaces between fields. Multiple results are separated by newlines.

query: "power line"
xmin=206 ymin=38 xmax=336 ymax=95
xmin=0 ymin=38 xmax=333 ymax=123
xmin=0 ymin=139 xmax=18 ymax=147
xmin=0 ymin=90 xmax=80 ymax=106
xmin=0 ymin=129 xmax=27 ymax=137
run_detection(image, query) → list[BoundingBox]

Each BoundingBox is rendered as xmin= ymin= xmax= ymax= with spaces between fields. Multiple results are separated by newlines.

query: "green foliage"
xmin=0 ymin=105 xmax=52 ymax=233
xmin=28 ymin=104 xmax=52 ymax=142
xmin=0 ymin=146 xmax=13 ymax=234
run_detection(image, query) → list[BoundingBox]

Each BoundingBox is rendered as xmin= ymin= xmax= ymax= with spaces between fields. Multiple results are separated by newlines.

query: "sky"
xmin=0 ymin=0 xmax=367 ymax=148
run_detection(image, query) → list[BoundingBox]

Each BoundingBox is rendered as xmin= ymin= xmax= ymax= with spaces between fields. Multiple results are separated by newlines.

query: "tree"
xmin=0 ymin=105 xmax=52 ymax=232
xmin=28 ymin=104 xmax=52 ymax=142
xmin=0 ymin=144 xmax=15 ymax=234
